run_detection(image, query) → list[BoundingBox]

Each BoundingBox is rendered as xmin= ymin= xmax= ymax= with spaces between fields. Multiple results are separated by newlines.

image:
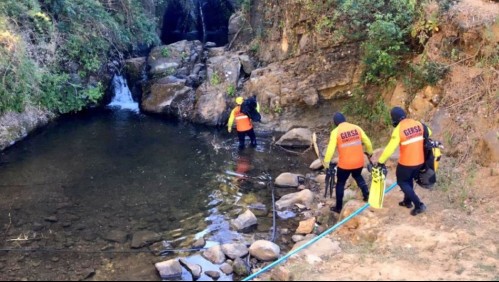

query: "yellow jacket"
xmin=324 ymin=123 xmax=373 ymax=169
xmin=379 ymin=122 xmax=432 ymax=164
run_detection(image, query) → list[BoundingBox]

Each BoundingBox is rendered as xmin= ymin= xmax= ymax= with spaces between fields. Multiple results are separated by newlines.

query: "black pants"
xmin=335 ymin=167 xmax=369 ymax=210
xmin=237 ymin=129 xmax=256 ymax=149
xmin=397 ymin=164 xmax=424 ymax=208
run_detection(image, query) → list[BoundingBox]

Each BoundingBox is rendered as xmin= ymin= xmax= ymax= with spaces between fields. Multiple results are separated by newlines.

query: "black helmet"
xmin=333 ymin=112 xmax=346 ymax=126
xmin=390 ymin=107 xmax=406 ymax=127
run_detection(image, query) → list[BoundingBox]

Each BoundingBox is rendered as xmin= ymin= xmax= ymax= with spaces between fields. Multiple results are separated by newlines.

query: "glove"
xmin=228 ymin=128 xmax=232 ymax=133
xmin=376 ymin=163 xmax=388 ymax=176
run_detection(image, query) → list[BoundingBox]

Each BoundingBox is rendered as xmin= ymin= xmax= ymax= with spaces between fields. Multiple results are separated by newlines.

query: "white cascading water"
xmin=108 ymin=75 xmax=139 ymax=112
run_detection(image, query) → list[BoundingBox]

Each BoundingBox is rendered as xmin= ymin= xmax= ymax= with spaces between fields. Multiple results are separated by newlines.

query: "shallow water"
xmin=0 ymin=108 xmax=313 ymax=281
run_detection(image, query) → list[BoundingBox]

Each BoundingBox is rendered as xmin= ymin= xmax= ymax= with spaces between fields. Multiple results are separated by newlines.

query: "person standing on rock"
xmin=228 ymin=97 xmax=257 ymax=150
xmin=375 ymin=106 xmax=430 ymax=216
xmin=324 ymin=112 xmax=373 ymax=213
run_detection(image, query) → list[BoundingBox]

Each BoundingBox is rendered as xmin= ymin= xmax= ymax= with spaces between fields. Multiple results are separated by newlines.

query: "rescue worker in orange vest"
xmin=228 ymin=97 xmax=257 ymax=150
xmin=324 ymin=113 xmax=373 ymax=213
xmin=375 ymin=107 xmax=430 ymax=216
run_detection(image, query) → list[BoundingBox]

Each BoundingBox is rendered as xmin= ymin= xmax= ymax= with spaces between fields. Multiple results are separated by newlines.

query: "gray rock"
xmin=219 ymin=263 xmax=233 ymax=275
xmin=44 ymin=216 xmax=58 ymax=223
xmin=205 ymin=270 xmax=221 ymax=280
xmin=310 ymin=159 xmax=324 ymax=170
xmin=81 ymin=268 xmax=95 ymax=280
xmin=192 ymin=237 xmax=206 ymax=249
xmin=275 ymin=189 xmax=314 ymax=210
xmin=179 ymin=259 xmax=202 ymax=280
xmin=230 ymin=210 xmax=257 ymax=231
xmin=248 ymin=203 xmax=269 ymax=217
xmin=274 ymin=173 xmax=304 ymax=188
xmin=276 ymin=128 xmax=313 ymax=148
xmin=292 ymin=235 xmax=305 ymax=243
xmin=221 ymin=243 xmax=249 ymax=260
xmin=149 ymin=241 xmax=172 ymax=256
xmin=232 ymin=258 xmax=249 ymax=276
xmin=205 ymin=42 xmax=217 ymax=48
xmin=155 ymin=260 xmax=183 ymax=280
xmin=32 ymin=222 xmax=44 ymax=231
xmin=202 ymin=245 xmax=226 ymax=265
xmin=131 ymin=231 xmax=161 ymax=249
xmin=239 ymin=54 xmax=254 ymax=74
xmin=249 ymin=240 xmax=280 ymax=261
xmin=102 ymin=230 xmax=128 ymax=244
xmin=82 ymin=231 xmax=97 ymax=242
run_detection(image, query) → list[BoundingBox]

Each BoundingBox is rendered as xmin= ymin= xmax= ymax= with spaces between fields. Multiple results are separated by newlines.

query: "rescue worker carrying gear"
xmin=228 ymin=97 xmax=257 ymax=150
xmin=376 ymin=106 xmax=431 ymax=216
xmin=324 ymin=112 xmax=374 ymax=213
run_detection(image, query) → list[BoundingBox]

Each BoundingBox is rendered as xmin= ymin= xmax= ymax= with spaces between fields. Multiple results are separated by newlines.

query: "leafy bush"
xmin=227 ymin=85 xmax=236 ymax=97
xmin=0 ymin=0 xmax=159 ymax=114
xmin=343 ymin=88 xmax=391 ymax=126
xmin=210 ymin=72 xmax=221 ymax=86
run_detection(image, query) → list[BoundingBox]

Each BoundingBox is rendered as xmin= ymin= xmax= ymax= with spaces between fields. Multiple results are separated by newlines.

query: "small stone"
xmin=220 ymin=263 xmax=233 ymax=275
xmin=179 ymin=259 xmax=202 ymax=280
xmin=155 ymin=260 xmax=183 ymax=280
xmin=232 ymin=258 xmax=249 ymax=276
xmin=45 ymin=216 xmax=58 ymax=223
xmin=51 ymin=257 xmax=60 ymax=262
xmin=81 ymin=268 xmax=95 ymax=280
xmin=102 ymin=230 xmax=128 ymax=244
xmin=32 ymin=222 xmax=44 ymax=231
xmin=296 ymin=217 xmax=316 ymax=234
xmin=292 ymin=235 xmax=305 ymax=243
xmin=205 ymin=270 xmax=221 ymax=280
xmin=202 ymin=245 xmax=226 ymax=265
xmin=193 ymin=238 xmax=206 ymax=249
xmin=62 ymin=222 xmax=72 ymax=228
xmin=271 ymin=266 xmax=293 ymax=281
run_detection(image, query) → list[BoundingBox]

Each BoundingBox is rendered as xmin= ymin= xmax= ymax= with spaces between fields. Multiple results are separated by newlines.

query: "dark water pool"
xmin=0 ymin=108 xmax=312 ymax=281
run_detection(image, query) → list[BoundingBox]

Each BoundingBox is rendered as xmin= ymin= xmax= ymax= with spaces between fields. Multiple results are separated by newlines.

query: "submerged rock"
xmin=131 ymin=231 xmax=161 ymax=249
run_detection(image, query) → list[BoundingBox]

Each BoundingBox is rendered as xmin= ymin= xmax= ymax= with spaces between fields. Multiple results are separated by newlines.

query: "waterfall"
xmin=107 ymin=75 xmax=139 ymax=112
xmin=198 ymin=0 xmax=207 ymax=43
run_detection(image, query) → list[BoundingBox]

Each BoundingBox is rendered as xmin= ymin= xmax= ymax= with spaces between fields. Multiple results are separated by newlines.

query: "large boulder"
xmin=193 ymin=53 xmax=241 ymax=126
xmin=0 ymin=106 xmax=55 ymax=151
xmin=141 ymin=76 xmax=195 ymax=117
xmin=275 ymin=189 xmax=314 ymax=210
xmin=276 ymin=128 xmax=313 ymax=148
xmin=249 ymin=240 xmax=280 ymax=261
xmin=124 ymin=57 xmax=146 ymax=86
xmin=147 ymin=40 xmax=203 ymax=78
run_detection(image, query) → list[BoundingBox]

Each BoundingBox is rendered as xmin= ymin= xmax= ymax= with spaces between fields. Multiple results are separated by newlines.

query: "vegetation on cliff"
xmin=0 ymin=0 xmax=160 ymax=115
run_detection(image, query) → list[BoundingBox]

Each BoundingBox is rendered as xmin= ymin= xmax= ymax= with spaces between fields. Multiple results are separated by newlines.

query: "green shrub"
xmin=227 ymin=85 xmax=236 ymax=97
xmin=210 ymin=72 xmax=221 ymax=86
xmin=0 ymin=0 xmax=159 ymax=114
xmin=343 ymin=88 xmax=391 ymax=126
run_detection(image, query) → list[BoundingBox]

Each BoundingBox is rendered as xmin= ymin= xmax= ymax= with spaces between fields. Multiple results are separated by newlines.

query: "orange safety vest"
xmin=337 ymin=122 xmax=365 ymax=170
xmin=235 ymin=106 xmax=253 ymax=132
xmin=398 ymin=119 xmax=425 ymax=166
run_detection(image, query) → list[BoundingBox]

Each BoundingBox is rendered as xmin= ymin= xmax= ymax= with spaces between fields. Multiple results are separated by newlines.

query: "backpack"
xmin=416 ymin=124 xmax=443 ymax=189
xmin=240 ymin=96 xmax=261 ymax=122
